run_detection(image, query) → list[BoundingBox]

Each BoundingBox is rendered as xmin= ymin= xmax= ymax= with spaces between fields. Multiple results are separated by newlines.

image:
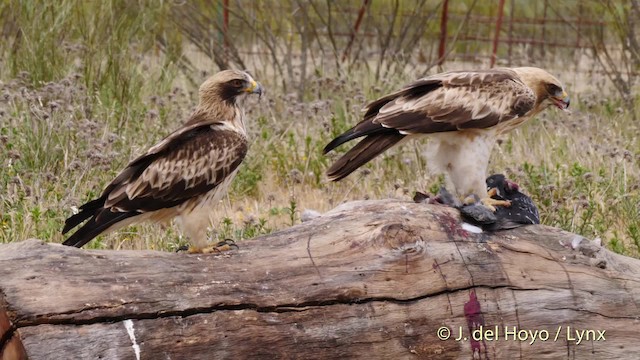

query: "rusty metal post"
xmin=490 ymin=0 xmax=506 ymax=68
xmin=438 ymin=0 xmax=449 ymax=65
xmin=575 ymin=3 xmax=582 ymax=48
xmin=541 ymin=0 xmax=548 ymax=58
xmin=342 ymin=0 xmax=370 ymax=62
xmin=223 ymin=0 xmax=229 ymax=50
xmin=507 ymin=0 xmax=514 ymax=66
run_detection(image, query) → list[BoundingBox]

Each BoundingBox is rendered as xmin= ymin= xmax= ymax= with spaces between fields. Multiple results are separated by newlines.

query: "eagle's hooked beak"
xmin=245 ymin=80 xmax=263 ymax=98
xmin=551 ymin=90 xmax=571 ymax=113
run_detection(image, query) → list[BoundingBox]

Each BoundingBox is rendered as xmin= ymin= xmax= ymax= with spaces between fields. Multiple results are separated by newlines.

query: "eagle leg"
xmin=462 ymin=193 xmax=480 ymax=206
xmin=189 ymin=239 xmax=239 ymax=254
xmin=480 ymin=188 xmax=512 ymax=211
xmin=461 ymin=189 xmax=511 ymax=212
xmin=176 ymin=239 xmax=239 ymax=254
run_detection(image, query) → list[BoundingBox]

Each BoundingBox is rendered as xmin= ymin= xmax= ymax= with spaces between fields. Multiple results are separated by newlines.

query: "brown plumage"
xmin=324 ymin=67 xmax=570 ymax=202
xmin=63 ymin=70 xmax=263 ymax=252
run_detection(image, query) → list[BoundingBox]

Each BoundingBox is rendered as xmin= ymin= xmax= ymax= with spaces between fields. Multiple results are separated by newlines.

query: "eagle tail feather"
xmin=327 ymin=133 xmax=405 ymax=181
xmin=62 ymin=210 xmax=138 ymax=248
xmin=323 ymin=121 xmax=398 ymax=154
xmin=323 ymin=128 xmax=360 ymax=154
xmin=61 ymin=197 xmax=106 ymax=234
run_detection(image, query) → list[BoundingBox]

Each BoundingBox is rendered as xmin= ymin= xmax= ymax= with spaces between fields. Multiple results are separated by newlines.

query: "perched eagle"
xmin=324 ymin=67 xmax=570 ymax=207
xmin=62 ymin=70 xmax=263 ymax=253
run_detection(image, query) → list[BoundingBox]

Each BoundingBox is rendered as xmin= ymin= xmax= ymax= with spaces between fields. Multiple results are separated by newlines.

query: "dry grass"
xmin=0 ymin=1 xmax=638 ymax=257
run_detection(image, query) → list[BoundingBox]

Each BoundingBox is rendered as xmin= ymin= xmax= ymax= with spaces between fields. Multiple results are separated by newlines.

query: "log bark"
xmin=1 ymin=200 xmax=639 ymax=360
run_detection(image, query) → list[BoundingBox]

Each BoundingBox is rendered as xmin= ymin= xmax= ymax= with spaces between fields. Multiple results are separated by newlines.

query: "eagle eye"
xmin=546 ymin=83 xmax=562 ymax=96
xmin=230 ymin=79 xmax=244 ymax=88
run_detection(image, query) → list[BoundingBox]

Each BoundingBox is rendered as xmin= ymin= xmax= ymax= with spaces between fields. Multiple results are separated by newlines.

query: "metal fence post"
xmin=491 ymin=0 xmax=506 ymax=68
xmin=342 ymin=0 xmax=370 ymax=62
xmin=438 ymin=0 xmax=449 ymax=66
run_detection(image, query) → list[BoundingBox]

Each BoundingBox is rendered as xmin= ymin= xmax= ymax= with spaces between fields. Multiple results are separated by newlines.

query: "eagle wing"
xmin=324 ymin=69 xmax=536 ymax=181
xmin=62 ymin=123 xmax=248 ymax=247
xmin=104 ymin=124 xmax=247 ymax=213
xmin=369 ymin=69 xmax=536 ymax=133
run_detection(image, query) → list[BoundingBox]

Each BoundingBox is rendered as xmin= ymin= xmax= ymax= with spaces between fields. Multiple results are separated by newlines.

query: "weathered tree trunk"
xmin=1 ymin=200 xmax=639 ymax=360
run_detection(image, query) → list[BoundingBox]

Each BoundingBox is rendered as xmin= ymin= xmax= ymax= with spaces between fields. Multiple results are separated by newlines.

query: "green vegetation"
xmin=0 ymin=0 xmax=638 ymax=258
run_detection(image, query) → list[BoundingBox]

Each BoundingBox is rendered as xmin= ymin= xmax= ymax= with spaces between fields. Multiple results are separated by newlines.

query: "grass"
xmin=0 ymin=1 xmax=639 ymax=258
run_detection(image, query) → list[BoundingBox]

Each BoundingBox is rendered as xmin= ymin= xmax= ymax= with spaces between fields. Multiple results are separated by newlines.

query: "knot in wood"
xmin=372 ymin=223 xmax=422 ymax=252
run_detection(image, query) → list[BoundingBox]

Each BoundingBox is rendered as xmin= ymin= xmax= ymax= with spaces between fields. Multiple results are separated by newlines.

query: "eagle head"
xmin=199 ymin=69 xmax=263 ymax=105
xmin=512 ymin=67 xmax=570 ymax=114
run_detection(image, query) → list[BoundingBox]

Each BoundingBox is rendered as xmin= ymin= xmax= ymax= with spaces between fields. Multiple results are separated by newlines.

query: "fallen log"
xmin=1 ymin=200 xmax=639 ymax=360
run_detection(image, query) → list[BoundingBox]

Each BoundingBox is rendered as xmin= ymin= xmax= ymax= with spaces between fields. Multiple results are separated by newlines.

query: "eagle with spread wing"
xmin=324 ymin=67 xmax=569 ymax=208
xmin=62 ymin=70 xmax=263 ymax=253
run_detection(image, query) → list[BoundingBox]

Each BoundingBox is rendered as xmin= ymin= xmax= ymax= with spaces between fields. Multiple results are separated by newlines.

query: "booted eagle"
xmin=62 ymin=70 xmax=263 ymax=253
xmin=324 ymin=67 xmax=569 ymax=207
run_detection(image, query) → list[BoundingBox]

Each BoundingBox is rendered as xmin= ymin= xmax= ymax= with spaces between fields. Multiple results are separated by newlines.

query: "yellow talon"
xmin=185 ymin=239 xmax=238 ymax=254
xmin=481 ymin=196 xmax=511 ymax=212
xmin=462 ymin=194 xmax=480 ymax=206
